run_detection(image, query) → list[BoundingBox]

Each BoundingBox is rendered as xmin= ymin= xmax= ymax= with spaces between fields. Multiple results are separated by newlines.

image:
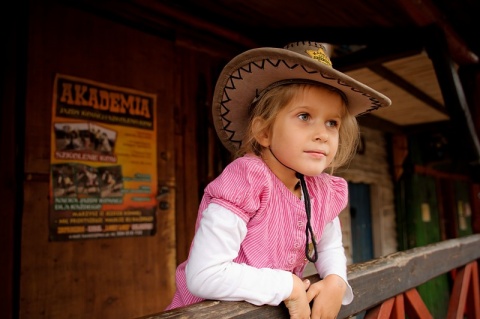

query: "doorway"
xmin=349 ymin=182 xmax=374 ymax=263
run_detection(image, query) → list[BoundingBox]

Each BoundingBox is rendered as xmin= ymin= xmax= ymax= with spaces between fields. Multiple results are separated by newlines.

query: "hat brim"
xmin=213 ymin=47 xmax=392 ymax=154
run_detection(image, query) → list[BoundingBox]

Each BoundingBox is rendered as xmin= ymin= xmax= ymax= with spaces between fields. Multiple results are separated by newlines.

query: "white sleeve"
xmin=314 ymin=217 xmax=354 ymax=304
xmin=185 ymin=203 xmax=293 ymax=306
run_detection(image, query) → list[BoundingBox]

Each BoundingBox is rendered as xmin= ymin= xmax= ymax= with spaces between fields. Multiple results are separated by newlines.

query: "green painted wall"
xmin=397 ymin=173 xmax=449 ymax=318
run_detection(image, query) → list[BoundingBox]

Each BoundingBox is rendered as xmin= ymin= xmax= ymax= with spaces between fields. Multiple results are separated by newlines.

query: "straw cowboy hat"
xmin=212 ymin=41 xmax=392 ymax=154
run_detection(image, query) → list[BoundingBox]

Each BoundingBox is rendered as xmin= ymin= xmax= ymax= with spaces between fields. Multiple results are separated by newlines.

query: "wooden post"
xmin=447 ymin=261 xmax=480 ymax=319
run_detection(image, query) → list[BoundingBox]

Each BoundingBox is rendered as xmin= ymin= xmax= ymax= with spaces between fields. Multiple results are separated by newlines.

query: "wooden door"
xmin=348 ymin=182 xmax=374 ymax=263
xmin=20 ymin=1 xmax=176 ymax=318
xmin=403 ymin=173 xmax=450 ymax=317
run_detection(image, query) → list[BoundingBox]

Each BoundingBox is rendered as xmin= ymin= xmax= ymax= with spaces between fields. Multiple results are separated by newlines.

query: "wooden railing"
xmin=141 ymin=234 xmax=480 ymax=319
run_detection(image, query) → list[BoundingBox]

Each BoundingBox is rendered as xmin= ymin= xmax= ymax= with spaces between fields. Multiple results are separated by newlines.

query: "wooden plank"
xmin=339 ymin=236 xmax=480 ymax=317
xmin=172 ymin=47 xmax=225 ymax=265
xmin=140 ymin=234 xmax=480 ymax=318
xmin=139 ymin=300 xmax=289 ymax=319
xmin=404 ymin=289 xmax=432 ymax=319
xmin=425 ymin=26 xmax=480 ymax=163
xmin=449 ymin=265 xmax=469 ymax=318
xmin=0 ymin=2 xmax=26 ymax=317
xmin=396 ymin=0 xmax=478 ymax=65
xmin=364 ymin=298 xmax=394 ymax=319
xmin=446 ymin=262 xmax=473 ymax=319
xmin=414 ymin=166 xmax=471 ymax=181
xmin=392 ymin=134 xmax=408 ymax=181
xmin=20 ymin=1 xmax=177 ymax=318
xmin=466 ymin=262 xmax=480 ymax=318
xmin=392 ymin=294 xmax=405 ymax=319
xmin=369 ymin=64 xmax=445 ymax=114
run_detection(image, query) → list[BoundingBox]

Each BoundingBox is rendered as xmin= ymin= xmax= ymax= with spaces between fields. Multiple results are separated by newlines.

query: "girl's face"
xmin=257 ymin=85 xmax=345 ymax=184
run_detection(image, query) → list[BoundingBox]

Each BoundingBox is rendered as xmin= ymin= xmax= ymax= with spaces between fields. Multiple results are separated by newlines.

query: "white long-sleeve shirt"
xmin=185 ymin=203 xmax=353 ymax=305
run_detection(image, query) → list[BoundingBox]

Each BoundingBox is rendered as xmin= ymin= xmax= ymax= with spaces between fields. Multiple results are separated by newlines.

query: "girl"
xmin=166 ymin=41 xmax=391 ymax=319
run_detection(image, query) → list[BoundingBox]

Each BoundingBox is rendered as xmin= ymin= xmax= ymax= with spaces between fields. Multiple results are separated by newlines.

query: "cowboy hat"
xmin=212 ymin=41 xmax=392 ymax=154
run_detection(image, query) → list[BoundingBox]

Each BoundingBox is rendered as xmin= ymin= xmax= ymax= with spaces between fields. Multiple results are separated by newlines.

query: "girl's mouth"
xmin=305 ymin=150 xmax=327 ymax=158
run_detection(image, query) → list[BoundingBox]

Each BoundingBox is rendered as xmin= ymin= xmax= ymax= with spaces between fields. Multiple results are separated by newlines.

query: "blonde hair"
xmin=236 ymin=83 xmax=359 ymax=173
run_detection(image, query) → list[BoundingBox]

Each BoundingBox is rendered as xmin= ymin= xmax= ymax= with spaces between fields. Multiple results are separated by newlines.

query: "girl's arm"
xmin=313 ymin=217 xmax=353 ymax=304
xmin=185 ymin=203 xmax=293 ymax=306
xmin=303 ymin=217 xmax=352 ymax=318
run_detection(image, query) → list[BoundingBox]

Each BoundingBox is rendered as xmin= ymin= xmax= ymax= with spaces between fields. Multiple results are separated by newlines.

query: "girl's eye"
xmin=326 ymin=120 xmax=338 ymax=127
xmin=298 ymin=113 xmax=309 ymax=121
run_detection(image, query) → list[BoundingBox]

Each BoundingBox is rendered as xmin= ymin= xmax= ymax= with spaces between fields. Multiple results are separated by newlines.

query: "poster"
xmin=49 ymin=74 xmax=157 ymax=241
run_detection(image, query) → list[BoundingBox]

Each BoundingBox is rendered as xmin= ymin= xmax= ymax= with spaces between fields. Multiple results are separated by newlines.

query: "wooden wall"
xmin=14 ymin=1 xmax=227 ymax=319
xmin=336 ymin=127 xmax=397 ymax=259
xmin=173 ymin=46 xmax=227 ymax=265
xmin=1 ymin=4 xmax=23 ymax=319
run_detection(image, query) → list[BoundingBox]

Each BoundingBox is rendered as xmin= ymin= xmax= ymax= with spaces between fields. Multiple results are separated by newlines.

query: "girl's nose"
xmin=314 ymin=124 xmax=328 ymax=142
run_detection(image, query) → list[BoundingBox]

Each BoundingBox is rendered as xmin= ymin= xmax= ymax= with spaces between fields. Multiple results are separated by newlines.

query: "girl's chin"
xmin=295 ymin=168 xmax=326 ymax=177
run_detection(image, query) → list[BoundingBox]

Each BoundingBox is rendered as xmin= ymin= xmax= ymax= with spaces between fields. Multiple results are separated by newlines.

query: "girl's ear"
xmin=251 ymin=117 xmax=270 ymax=147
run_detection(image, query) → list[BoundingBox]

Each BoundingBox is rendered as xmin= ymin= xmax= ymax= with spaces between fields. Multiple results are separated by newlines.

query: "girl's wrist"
xmin=323 ymin=274 xmax=347 ymax=293
xmin=286 ymin=274 xmax=308 ymax=301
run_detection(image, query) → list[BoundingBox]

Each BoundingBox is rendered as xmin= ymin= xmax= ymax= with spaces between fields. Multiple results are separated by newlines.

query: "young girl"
xmin=166 ymin=41 xmax=391 ymax=319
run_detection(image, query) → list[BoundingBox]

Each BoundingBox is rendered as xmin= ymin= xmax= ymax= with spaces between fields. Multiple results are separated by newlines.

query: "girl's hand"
xmin=306 ymin=274 xmax=346 ymax=319
xmin=284 ymin=275 xmax=311 ymax=319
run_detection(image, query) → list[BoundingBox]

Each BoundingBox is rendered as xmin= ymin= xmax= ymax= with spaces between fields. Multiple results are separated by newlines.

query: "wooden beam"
xmin=364 ymin=298 xmax=395 ymax=319
xmin=403 ymin=289 xmax=433 ymax=319
xmin=257 ymin=26 xmax=425 ymax=49
xmin=402 ymin=120 xmax=450 ymax=135
xmin=339 ymin=235 xmax=480 ymax=317
xmin=369 ymin=64 xmax=446 ymax=115
xmin=357 ymin=114 xmax=404 ymax=134
xmin=395 ymin=0 xmax=479 ymax=65
xmin=66 ymin=0 xmax=252 ymax=58
xmin=1 ymin=1 xmax=28 ymax=318
xmin=330 ymin=39 xmax=424 ymax=72
xmin=140 ymin=234 xmax=480 ymax=318
xmin=447 ymin=262 xmax=480 ymax=319
xmin=447 ymin=263 xmax=471 ymax=319
xmin=414 ymin=165 xmax=471 ymax=181
xmin=393 ymin=294 xmax=405 ymax=319
xmin=467 ymin=262 xmax=480 ymax=318
xmin=424 ymin=26 xmax=480 ymax=164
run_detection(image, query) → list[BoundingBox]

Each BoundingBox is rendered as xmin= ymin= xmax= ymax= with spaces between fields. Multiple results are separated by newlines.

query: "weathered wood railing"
xmin=141 ymin=234 xmax=480 ymax=318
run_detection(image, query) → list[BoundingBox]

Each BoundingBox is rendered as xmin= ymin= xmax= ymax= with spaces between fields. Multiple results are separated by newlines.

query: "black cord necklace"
xmin=296 ymin=172 xmax=318 ymax=263
xmin=268 ymin=148 xmax=318 ymax=263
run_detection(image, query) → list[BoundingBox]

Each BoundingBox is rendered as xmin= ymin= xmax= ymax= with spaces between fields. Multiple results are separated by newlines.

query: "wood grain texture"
xmin=142 ymin=234 xmax=480 ymax=319
xmin=20 ymin=1 xmax=177 ymax=318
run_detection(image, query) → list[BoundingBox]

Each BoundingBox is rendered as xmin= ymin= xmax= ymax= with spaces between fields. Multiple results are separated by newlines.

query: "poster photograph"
xmin=49 ymin=74 xmax=158 ymax=241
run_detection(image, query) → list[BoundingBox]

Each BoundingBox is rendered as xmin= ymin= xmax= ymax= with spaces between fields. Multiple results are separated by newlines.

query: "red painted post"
xmin=404 ymin=289 xmax=433 ymax=319
xmin=465 ymin=261 xmax=480 ymax=318
xmin=365 ymin=298 xmax=395 ymax=319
